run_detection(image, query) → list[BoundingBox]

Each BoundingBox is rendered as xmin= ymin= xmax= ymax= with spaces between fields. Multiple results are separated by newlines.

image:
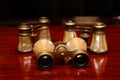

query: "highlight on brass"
xmin=38 ymin=16 xmax=50 ymax=25
xmin=18 ymin=23 xmax=33 ymax=53
xmin=89 ymin=22 xmax=108 ymax=54
xmin=66 ymin=37 xmax=89 ymax=68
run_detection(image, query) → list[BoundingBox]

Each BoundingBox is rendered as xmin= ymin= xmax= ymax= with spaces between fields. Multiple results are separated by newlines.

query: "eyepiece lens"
xmin=37 ymin=55 xmax=54 ymax=70
xmin=73 ymin=53 xmax=89 ymax=68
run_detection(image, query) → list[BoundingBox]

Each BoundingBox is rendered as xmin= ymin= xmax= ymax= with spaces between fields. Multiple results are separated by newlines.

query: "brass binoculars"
xmin=33 ymin=18 xmax=89 ymax=70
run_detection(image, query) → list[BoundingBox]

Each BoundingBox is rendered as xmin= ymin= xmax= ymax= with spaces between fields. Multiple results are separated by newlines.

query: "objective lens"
xmin=72 ymin=53 xmax=89 ymax=68
xmin=37 ymin=54 xmax=54 ymax=70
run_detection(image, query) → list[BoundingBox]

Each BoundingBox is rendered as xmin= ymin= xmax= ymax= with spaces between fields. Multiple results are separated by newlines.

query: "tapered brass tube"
xmin=63 ymin=20 xmax=77 ymax=43
xmin=90 ymin=22 xmax=108 ymax=54
xmin=38 ymin=17 xmax=51 ymax=40
xmin=18 ymin=23 xmax=32 ymax=53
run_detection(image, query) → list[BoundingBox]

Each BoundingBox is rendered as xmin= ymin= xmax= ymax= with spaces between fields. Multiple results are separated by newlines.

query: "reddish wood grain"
xmin=0 ymin=25 xmax=120 ymax=80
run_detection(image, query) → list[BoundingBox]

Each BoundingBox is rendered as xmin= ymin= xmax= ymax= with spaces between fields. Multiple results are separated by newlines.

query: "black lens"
xmin=37 ymin=55 xmax=54 ymax=70
xmin=72 ymin=53 xmax=89 ymax=68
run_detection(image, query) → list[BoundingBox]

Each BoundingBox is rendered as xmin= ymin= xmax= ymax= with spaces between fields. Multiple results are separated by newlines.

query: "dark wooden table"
xmin=0 ymin=25 xmax=120 ymax=80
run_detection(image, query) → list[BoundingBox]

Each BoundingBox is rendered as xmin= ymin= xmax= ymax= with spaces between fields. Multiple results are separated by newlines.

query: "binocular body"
xmin=66 ymin=37 xmax=89 ymax=68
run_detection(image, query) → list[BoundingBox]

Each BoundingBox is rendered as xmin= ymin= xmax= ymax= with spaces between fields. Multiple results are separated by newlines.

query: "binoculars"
xmin=33 ymin=18 xmax=89 ymax=70
xmin=18 ymin=17 xmax=108 ymax=70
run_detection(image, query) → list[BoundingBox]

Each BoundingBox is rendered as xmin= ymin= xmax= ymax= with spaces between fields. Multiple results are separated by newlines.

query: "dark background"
xmin=0 ymin=0 xmax=120 ymax=19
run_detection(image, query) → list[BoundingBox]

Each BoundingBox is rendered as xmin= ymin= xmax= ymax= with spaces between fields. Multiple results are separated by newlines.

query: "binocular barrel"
xmin=72 ymin=49 xmax=89 ymax=68
xmin=33 ymin=39 xmax=55 ymax=70
xmin=66 ymin=37 xmax=89 ymax=68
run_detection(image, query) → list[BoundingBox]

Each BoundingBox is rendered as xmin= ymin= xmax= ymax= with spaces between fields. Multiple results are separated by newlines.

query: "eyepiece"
xmin=72 ymin=53 xmax=89 ymax=68
xmin=37 ymin=54 xmax=54 ymax=70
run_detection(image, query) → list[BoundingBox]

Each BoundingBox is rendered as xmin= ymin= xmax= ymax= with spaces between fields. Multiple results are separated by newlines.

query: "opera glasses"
xmin=18 ymin=17 xmax=108 ymax=70
xmin=33 ymin=19 xmax=89 ymax=70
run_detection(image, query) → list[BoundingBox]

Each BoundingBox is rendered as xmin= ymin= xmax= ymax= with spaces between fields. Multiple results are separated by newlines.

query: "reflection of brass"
xmin=19 ymin=54 xmax=32 ymax=72
xmin=91 ymin=54 xmax=108 ymax=77
xmin=33 ymin=39 xmax=55 ymax=70
xmin=90 ymin=22 xmax=108 ymax=54
xmin=66 ymin=37 xmax=89 ymax=68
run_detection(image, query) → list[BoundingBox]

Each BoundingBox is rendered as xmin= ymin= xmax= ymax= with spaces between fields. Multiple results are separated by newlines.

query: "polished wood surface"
xmin=0 ymin=25 xmax=120 ymax=80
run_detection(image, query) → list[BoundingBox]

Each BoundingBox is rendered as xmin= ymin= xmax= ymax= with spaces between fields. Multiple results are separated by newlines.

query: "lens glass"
xmin=37 ymin=55 xmax=53 ymax=69
xmin=73 ymin=53 xmax=89 ymax=68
